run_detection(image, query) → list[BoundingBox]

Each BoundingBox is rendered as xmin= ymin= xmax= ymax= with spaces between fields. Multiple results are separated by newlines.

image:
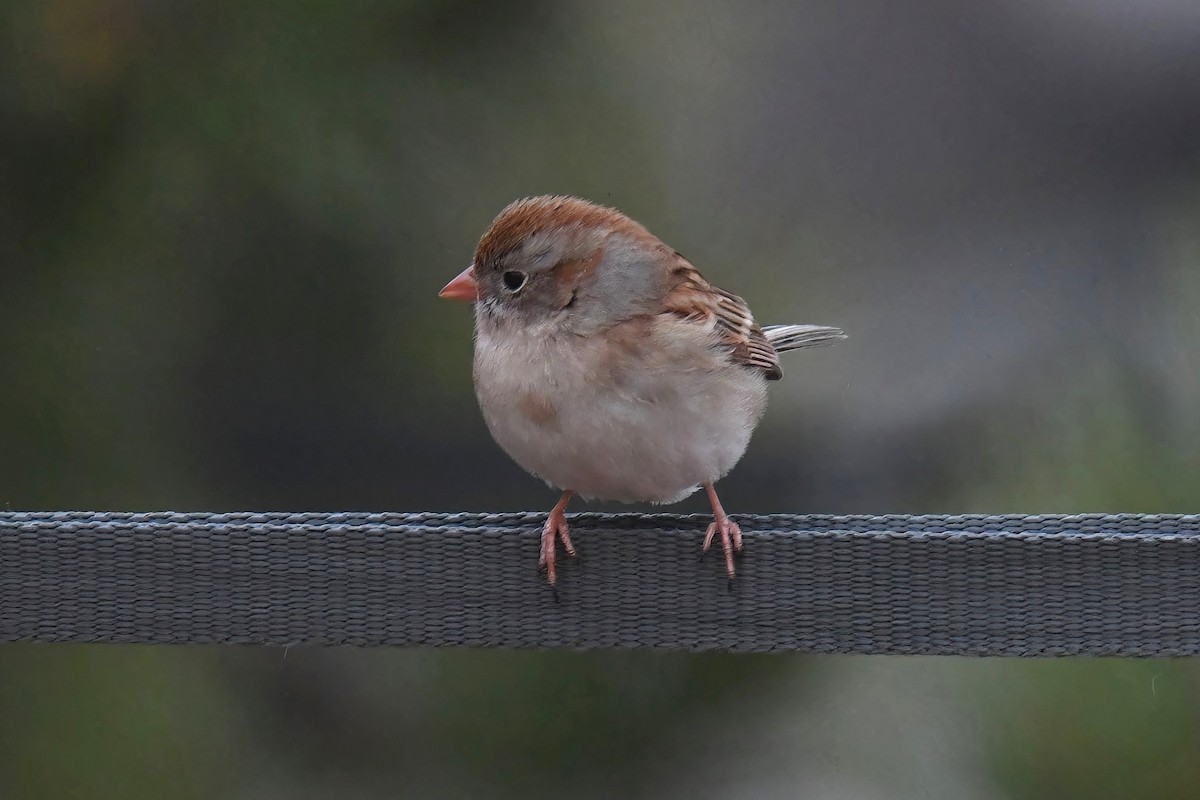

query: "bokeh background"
xmin=2 ymin=1 xmax=1199 ymax=797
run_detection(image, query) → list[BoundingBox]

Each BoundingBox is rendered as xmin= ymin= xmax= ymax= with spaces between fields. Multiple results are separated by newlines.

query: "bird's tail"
xmin=763 ymin=324 xmax=847 ymax=352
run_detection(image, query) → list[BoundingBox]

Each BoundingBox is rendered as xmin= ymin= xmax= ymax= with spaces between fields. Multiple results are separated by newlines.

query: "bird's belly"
xmin=474 ymin=331 xmax=768 ymax=503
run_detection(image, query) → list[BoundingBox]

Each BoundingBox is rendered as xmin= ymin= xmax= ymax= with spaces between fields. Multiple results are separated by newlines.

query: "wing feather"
xmin=660 ymin=260 xmax=783 ymax=380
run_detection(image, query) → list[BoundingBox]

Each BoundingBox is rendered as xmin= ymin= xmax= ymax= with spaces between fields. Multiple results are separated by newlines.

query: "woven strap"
xmin=2 ymin=512 xmax=1198 ymax=655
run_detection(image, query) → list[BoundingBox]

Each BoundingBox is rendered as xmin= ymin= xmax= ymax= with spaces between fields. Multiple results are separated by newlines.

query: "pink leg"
xmin=539 ymin=490 xmax=576 ymax=585
xmin=702 ymin=482 xmax=743 ymax=579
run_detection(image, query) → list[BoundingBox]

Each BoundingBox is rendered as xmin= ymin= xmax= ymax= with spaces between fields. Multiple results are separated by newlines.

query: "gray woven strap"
xmin=2 ymin=512 xmax=1198 ymax=655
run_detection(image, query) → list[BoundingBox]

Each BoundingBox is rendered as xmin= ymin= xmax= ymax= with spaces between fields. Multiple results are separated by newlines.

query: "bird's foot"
xmin=702 ymin=515 xmax=743 ymax=581
xmin=538 ymin=495 xmax=576 ymax=586
xmin=701 ymin=482 xmax=743 ymax=584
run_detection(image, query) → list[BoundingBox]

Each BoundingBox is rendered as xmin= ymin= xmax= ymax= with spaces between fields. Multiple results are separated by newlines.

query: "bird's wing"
xmin=659 ymin=259 xmax=783 ymax=380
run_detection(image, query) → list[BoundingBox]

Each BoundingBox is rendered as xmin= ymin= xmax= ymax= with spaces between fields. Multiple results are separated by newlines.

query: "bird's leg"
xmin=539 ymin=490 xmax=576 ymax=585
xmin=702 ymin=482 xmax=743 ymax=579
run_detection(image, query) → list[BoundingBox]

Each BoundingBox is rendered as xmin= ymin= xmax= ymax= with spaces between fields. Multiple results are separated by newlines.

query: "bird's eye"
xmin=502 ymin=271 xmax=528 ymax=293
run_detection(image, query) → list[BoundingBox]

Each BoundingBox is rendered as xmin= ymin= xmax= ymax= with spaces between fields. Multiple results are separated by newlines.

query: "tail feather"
xmin=763 ymin=324 xmax=847 ymax=352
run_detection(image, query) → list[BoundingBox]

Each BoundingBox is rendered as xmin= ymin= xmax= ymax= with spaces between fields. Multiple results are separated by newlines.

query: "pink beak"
xmin=438 ymin=265 xmax=479 ymax=303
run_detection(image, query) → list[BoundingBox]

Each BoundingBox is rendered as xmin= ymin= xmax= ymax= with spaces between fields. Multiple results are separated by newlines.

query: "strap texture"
xmin=2 ymin=512 xmax=1198 ymax=655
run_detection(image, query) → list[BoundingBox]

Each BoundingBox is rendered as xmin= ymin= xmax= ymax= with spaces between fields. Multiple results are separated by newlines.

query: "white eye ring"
xmin=502 ymin=271 xmax=528 ymax=293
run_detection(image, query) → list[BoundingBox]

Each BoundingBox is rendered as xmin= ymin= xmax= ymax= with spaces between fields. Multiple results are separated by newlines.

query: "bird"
xmin=439 ymin=195 xmax=844 ymax=586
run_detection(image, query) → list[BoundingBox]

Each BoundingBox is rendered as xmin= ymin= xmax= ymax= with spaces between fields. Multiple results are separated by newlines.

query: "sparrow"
xmin=439 ymin=195 xmax=844 ymax=586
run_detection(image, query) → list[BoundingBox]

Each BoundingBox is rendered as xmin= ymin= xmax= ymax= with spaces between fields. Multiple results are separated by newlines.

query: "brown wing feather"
xmin=660 ymin=259 xmax=783 ymax=380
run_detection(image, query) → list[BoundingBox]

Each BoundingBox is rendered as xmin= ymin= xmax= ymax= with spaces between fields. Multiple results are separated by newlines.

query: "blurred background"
xmin=2 ymin=0 xmax=1199 ymax=797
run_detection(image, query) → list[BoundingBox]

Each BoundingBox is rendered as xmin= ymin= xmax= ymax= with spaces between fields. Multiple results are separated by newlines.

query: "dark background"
xmin=2 ymin=1 xmax=1199 ymax=797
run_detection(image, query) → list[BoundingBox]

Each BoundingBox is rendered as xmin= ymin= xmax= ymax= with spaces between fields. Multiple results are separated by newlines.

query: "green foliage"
xmin=0 ymin=646 xmax=237 ymax=800
xmin=423 ymin=650 xmax=786 ymax=791
xmin=981 ymin=660 xmax=1200 ymax=800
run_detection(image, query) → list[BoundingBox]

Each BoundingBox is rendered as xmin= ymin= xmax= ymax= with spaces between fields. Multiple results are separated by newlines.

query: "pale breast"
xmin=472 ymin=316 xmax=768 ymax=503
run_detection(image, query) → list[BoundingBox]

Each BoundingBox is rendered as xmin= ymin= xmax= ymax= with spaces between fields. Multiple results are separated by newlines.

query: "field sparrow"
xmin=440 ymin=196 xmax=844 ymax=586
